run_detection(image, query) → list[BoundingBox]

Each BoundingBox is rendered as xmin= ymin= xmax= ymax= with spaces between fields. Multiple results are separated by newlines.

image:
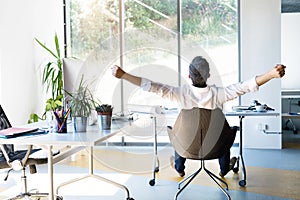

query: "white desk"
xmin=225 ymin=110 xmax=280 ymax=187
xmin=0 ymin=120 xmax=134 ymax=200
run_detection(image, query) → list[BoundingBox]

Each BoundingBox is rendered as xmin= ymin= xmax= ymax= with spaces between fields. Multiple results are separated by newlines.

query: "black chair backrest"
xmin=0 ymin=105 xmax=14 ymax=156
xmin=167 ymin=107 xmax=236 ymax=160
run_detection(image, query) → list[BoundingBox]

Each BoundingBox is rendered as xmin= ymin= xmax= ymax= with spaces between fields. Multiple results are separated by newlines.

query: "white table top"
xmin=281 ymin=95 xmax=300 ymax=99
xmin=225 ymin=110 xmax=280 ymax=117
xmin=0 ymin=119 xmax=131 ymax=146
xmin=282 ymin=112 xmax=300 ymax=118
xmin=281 ymin=89 xmax=300 ymax=99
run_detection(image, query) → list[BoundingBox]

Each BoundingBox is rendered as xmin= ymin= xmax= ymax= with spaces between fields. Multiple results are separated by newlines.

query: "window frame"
xmin=63 ymin=0 xmax=240 ymax=146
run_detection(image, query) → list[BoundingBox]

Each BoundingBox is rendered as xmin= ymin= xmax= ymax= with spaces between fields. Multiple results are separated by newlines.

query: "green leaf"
xmin=27 ymin=113 xmax=42 ymax=123
xmin=54 ymin=33 xmax=61 ymax=59
xmin=35 ymin=37 xmax=59 ymax=59
xmin=55 ymin=100 xmax=63 ymax=107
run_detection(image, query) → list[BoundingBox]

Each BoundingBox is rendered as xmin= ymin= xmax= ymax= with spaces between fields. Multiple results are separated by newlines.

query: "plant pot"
xmin=97 ymin=112 xmax=112 ymax=130
xmin=72 ymin=116 xmax=88 ymax=132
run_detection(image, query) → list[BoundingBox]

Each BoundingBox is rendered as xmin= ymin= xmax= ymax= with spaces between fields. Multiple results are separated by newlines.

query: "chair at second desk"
xmin=167 ymin=108 xmax=237 ymax=200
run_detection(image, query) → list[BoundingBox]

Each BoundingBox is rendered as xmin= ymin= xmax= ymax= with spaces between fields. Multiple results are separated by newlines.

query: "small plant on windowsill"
xmin=95 ymin=104 xmax=113 ymax=115
xmin=95 ymin=104 xmax=113 ymax=130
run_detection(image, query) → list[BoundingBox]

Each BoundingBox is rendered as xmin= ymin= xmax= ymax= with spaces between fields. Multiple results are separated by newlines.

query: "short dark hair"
xmin=189 ymin=56 xmax=210 ymax=86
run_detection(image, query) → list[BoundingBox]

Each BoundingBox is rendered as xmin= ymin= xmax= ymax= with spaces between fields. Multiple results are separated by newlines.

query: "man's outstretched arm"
xmin=255 ymin=64 xmax=286 ymax=86
xmin=112 ymin=64 xmax=286 ymax=87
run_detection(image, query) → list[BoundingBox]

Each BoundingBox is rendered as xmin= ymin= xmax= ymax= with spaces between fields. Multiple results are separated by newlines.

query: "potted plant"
xmin=95 ymin=104 xmax=113 ymax=130
xmin=28 ymin=33 xmax=63 ymax=124
xmin=67 ymin=76 xmax=95 ymax=132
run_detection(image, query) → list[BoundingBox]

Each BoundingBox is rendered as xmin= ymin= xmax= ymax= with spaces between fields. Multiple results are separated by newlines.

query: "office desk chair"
xmin=167 ymin=107 xmax=237 ymax=200
xmin=0 ymin=105 xmax=61 ymax=200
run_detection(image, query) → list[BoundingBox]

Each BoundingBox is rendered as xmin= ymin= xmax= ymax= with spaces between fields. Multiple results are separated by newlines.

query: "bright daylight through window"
xmin=65 ymin=0 xmax=239 ymax=145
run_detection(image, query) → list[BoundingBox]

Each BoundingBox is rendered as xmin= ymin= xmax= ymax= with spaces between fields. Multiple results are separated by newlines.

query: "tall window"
xmin=65 ymin=0 xmax=239 ymax=143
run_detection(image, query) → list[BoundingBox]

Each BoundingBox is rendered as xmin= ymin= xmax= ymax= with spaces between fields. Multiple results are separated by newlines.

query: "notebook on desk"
xmin=0 ymin=127 xmax=47 ymax=139
xmin=0 ymin=105 xmax=47 ymax=139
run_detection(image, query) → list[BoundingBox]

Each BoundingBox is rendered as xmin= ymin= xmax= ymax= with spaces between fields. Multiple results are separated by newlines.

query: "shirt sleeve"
xmin=140 ymin=78 xmax=152 ymax=91
xmin=140 ymin=78 xmax=181 ymax=102
xmin=223 ymin=77 xmax=259 ymax=101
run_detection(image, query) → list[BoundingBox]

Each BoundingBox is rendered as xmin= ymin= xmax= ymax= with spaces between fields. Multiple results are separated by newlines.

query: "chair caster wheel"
xmin=154 ymin=166 xmax=159 ymax=173
xmin=239 ymin=179 xmax=246 ymax=187
xmin=56 ymin=196 xmax=63 ymax=200
xmin=149 ymin=179 xmax=155 ymax=186
xmin=233 ymin=167 xmax=239 ymax=173
xmin=127 ymin=198 xmax=134 ymax=200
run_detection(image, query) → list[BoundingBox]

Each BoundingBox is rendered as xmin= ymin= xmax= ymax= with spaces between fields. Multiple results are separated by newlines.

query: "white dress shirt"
xmin=140 ymin=77 xmax=259 ymax=110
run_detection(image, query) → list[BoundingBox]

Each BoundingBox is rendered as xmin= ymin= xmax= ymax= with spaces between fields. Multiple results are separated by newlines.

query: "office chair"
xmin=0 ymin=105 xmax=62 ymax=200
xmin=167 ymin=107 xmax=237 ymax=200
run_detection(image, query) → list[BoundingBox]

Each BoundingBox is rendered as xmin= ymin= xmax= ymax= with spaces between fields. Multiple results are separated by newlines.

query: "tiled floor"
xmin=1 ymin=131 xmax=300 ymax=200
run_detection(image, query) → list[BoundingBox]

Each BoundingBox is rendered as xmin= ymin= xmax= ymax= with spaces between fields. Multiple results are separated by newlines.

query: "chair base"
xmin=5 ymin=167 xmax=63 ymax=200
xmin=6 ymin=192 xmax=63 ymax=200
xmin=174 ymin=160 xmax=231 ymax=200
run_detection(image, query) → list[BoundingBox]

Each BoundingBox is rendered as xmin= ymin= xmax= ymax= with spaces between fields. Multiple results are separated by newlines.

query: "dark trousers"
xmin=174 ymin=150 xmax=230 ymax=175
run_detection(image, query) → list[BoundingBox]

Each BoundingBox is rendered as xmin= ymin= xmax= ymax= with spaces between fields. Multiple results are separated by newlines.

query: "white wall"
xmin=0 ymin=0 xmax=64 ymax=125
xmin=240 ymin=0 xmax=282 ymax=149
xmin=281 ymin=13 xmax=300 ymax=90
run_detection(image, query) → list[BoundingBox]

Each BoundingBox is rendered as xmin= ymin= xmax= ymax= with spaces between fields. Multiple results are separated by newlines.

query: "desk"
xmin=281 ymin=89 xmax=300 ymax=134
xmin=281 ymin=89 xmax=300 ymax=99
xmin=282 ymin=113 xmax=300 ymax=134
xmin=225 ymin=111 xmax=280 ymax=187
xmin=0 ymin=120 xmax=134 ymax=200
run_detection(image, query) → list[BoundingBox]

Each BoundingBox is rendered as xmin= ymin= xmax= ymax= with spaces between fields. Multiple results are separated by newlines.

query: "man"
xmin=111 ymin=56 xmax=286 ymax=177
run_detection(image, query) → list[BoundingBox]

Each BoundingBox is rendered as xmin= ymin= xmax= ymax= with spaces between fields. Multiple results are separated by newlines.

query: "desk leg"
xmin=56 ymin=146 xmax=134 ymax=200
xmin=149 ymin=116 xmax=159 ymax=186
xmin=48 ymin=145 xmax=54 ymax=200
xmin=238 ymin=116 xmax=246 ymax=187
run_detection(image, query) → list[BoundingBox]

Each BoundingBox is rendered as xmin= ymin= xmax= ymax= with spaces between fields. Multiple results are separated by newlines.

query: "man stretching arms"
xmin=111 ymin=56 xmax=286 ymax=177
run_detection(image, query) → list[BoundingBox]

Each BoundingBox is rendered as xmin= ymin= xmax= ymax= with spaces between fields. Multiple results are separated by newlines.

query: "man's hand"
xmin=256 ymin=64 xmax=286 ymax=86
xmin=111 ymin=65 xmax=125 ymax=79
xmin=272 ymin=64 xmax=286 ymax=78
xmin=111 ymin=65 xmax=142 ymax=86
